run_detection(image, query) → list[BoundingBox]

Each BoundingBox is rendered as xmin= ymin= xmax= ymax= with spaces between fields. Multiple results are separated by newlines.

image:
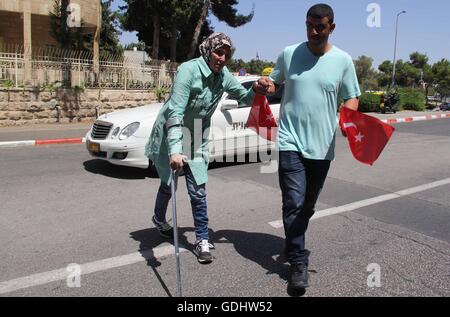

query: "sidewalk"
xmin=0 ymin=110 xmax=449 ymax=148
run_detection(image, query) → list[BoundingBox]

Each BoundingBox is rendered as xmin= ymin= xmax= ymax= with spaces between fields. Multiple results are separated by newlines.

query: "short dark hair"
xmin=307 ymin=3 xmax=334 ymax=24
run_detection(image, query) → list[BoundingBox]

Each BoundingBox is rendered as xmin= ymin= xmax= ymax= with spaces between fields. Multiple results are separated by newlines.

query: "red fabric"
xmin=339 ymin=107 xmax=395 ymax=165
xmin=246 ymin=94 xmax=278 ymax=141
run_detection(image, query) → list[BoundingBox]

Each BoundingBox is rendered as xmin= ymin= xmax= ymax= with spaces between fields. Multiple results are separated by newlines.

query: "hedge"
xmin=397 ymin=88 xmax=426 ymax=111
xmin=358 ymin=92 xmax=381 ymax=112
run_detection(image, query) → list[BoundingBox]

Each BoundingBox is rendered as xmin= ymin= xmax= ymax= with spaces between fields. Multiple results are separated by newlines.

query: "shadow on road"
xmin=83 ymin=158 xmax=263 ymax=180
xmin=129 ymin=227 xmax=194 ymax=297
xmin=212 ymin=229 xmax=289 ymax=280
xmin=211 ymin=230 xmax=308 ymax=297
xmin=130 ymin=226 xmax=307 ymax=297
xmin=83 ymin=159 xmax=157 ymax=179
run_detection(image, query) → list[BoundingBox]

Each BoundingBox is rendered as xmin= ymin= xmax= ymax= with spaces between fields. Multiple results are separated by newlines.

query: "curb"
xmin=0 ymin=137 xmax=85 ymax=148
xmin=380 ymin=113 xmax=450 ymax=124
xmin=0 ymin=113 xmax=449 ymax=149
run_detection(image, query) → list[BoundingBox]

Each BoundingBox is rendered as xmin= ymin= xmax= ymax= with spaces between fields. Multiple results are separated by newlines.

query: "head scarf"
xmin=199 ymin=32 xmax=235 ymax=64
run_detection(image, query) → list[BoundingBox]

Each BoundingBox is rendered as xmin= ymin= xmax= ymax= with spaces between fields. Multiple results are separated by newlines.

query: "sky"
xmin=112 ymin=0 xmax=450 ymax=68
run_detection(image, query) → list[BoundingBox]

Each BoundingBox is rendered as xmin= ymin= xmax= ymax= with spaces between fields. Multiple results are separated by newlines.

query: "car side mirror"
xmin=221 ymin=100 xmax=239 ymax=110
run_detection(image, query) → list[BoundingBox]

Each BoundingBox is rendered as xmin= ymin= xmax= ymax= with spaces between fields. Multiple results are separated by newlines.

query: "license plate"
xmin=88 ymin=141 xmax=100 ymax=153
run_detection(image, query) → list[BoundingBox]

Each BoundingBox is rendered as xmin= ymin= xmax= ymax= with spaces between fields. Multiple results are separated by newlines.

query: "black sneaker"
xmin=194 ymin=240 xmax=213 ymax=264
xmin=288 ymin=262 xmax=309 ymax=289
xmin=152 ymin=216 xmax=173 ymax=239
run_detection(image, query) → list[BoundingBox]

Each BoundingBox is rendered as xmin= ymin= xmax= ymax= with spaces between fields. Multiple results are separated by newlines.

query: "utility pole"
xmin=391 ymin=10 xmax=406 ymax=88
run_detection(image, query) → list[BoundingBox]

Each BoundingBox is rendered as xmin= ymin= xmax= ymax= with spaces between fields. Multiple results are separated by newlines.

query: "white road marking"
xmin=268 ymin=177 xmax=450 ymax=229
xmin=0 ymin=245 xmax=187 ymax=295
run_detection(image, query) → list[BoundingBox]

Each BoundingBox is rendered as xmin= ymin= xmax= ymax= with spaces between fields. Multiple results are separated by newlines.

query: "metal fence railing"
xmin=0 ymin=44 xmax=178 ymax=90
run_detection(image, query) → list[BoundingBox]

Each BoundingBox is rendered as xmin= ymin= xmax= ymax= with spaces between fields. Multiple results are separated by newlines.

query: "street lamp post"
xmin=391 ymin=10 xmax=406 ymax=88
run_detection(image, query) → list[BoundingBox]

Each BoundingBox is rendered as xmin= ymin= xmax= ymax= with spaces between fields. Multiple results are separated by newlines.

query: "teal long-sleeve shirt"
xmin=145 ymin=57 xmax=255 ymax=186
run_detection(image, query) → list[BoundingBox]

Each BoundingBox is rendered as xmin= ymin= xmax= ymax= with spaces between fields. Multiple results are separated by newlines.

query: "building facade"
xmin=0 ymin=0 xmax=101 ymax=83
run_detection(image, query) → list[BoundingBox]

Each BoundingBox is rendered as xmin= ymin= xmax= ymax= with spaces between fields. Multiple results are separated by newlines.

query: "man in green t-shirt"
xmin=255 ymin=3 xmax=361 ymax=292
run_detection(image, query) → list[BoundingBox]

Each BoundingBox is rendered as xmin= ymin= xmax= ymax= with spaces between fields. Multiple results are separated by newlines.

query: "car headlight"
xmin=119 ymin=122 xmax=140 ymax=140
xmin=111 ymin=127 xmax=120 ymax=139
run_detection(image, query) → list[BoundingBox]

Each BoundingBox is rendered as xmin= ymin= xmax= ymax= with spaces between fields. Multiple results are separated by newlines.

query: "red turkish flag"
xmin=339 ymin=107 xmax=395 ymax=165
xmin=246 ymin=94 xmax=278 ymax=141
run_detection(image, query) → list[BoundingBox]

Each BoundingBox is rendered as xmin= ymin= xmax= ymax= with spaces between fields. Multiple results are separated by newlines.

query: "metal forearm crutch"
xmin=165 ymin=117 xmax=183 ymax=297
xmin=170 ymin=168 xmax=182 ymax=297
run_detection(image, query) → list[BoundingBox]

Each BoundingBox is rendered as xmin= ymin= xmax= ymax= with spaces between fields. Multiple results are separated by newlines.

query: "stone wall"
xmin=0 ymin=88 xmax=161 ymax=126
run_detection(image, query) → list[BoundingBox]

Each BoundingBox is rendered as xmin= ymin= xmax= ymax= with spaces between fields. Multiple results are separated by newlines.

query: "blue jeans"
xmin=154 ymin=165 xmax=209 ymax=241
xmin=278 ymin=151 xmax=330 ymax=265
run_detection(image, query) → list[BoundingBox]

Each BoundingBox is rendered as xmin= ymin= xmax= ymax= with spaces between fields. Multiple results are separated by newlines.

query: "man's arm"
xmin=342 ymin=97 xmax=359 ymax=111
xmin=340 ymin=98 xmax=359 ymax=137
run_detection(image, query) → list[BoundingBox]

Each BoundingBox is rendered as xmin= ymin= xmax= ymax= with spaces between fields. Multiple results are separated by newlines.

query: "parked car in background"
xmin=85 ymin=76 xmax=283 ymax=170
xmin=439 ymin=102 xmax=450 ymax=111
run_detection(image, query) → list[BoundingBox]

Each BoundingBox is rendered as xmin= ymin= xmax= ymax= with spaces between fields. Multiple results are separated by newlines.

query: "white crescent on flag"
xmin=343 ymin=122 xmax=357 ymax=129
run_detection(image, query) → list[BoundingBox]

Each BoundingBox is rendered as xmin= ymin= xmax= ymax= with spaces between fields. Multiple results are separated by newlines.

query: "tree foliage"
xmin=431 ymin=59 xmax=450 ymax=100
xmin=98 ymin=0 xmax=123 ymax=55
xmin=121 ymin=0 xmax=254 ymax=62
xmin=227 ymin=58 xmax=275 ymax=75
xmin=354 ymin=55 xmax=379 ymax=91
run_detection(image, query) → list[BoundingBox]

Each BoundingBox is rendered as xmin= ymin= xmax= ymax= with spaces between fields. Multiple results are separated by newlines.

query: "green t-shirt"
xmin=270 ymin=42 xmax=361 ymax=160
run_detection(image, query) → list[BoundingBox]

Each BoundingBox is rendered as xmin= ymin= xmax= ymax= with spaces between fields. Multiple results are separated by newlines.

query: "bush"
xmin=358 ymin=92 xmax=381 ymax=112
xmin=398 ymin=88 xmax=425 ymax=111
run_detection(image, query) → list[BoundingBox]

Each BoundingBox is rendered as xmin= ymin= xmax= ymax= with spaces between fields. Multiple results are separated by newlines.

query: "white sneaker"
xmin=194 ymin=239 xmax=213 ymax=264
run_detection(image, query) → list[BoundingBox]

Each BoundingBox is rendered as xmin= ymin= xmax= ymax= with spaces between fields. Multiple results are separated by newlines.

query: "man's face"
xmin=306 ymin=16 xmax=335 ymax=47
xmin=209 ymin=46 xmax=232 ymax=74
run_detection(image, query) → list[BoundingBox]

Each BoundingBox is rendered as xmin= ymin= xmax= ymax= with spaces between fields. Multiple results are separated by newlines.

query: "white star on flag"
xmin=266 ymin=114 xmax=273 ymax=120
xmin=355 ymin=132 xmax=364 ymax=142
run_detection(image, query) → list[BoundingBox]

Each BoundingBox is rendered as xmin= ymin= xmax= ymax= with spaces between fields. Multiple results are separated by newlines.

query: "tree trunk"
xmin=170 ymin=26 xmax=177 ymax=62
xmin=187 ymin=0 xmax=210 ymax=60
xmin=152 ymin=15 xmax=160 ymax=60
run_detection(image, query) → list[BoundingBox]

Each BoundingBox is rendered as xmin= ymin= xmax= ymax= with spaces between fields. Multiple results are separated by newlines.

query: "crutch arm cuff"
xmin=166 ymin=118 xmax=183 ymax=130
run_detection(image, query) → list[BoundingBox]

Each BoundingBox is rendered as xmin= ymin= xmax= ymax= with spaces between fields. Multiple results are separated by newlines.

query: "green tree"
xmin=431 ymin=59 xmax=450 ymax=101
xmin=84 ymin=1 xmax=123 ymax=56
xmin=409 ymin=51 xmax=429 ymax=70
xmin=187 ymin=0 xmax=254 ymax=59
xmin=394 ymin=60 xmax=421 ymax=87
xmin=121 ymin=0 xmax=207 ymax=62
xmin=99 ymin=0 xmax=123 ymax=55
xmin=378 ymin=60 xmax=393 ymax=88
xmin=354 ymin=55 xmax=379 ymax=91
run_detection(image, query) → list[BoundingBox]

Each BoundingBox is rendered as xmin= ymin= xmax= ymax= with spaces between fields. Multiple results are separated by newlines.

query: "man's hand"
xmin=170 ymin=153 xmax=187 ymax=171
xmin=252 ymin=76 xmax=275 ymax=95
xmin=340 ymin=98 xmax=359 ymax=137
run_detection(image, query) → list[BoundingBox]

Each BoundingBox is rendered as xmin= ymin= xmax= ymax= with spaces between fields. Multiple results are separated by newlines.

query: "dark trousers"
xmin=154 ymin=165 xmax=209 ymax=241
xmin=278 ymin=151 xmax=330 ymax=265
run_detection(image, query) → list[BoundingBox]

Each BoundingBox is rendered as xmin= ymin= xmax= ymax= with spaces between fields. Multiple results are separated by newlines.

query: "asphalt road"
xmin=0 ymin=118 xmax=449 ymax=297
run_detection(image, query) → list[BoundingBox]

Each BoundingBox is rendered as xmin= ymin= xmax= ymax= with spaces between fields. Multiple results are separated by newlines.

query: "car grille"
xmin=91 ymin=121 xmax=113 ymax=140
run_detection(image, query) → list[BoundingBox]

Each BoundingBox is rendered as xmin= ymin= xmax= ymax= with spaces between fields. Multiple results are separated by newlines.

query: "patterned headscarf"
xmin=199 ymin=32 xmax=235 ymax=64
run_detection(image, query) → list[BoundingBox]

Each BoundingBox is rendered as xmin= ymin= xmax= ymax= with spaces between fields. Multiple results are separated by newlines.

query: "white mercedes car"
xmin=85 ymin=76 xmax=283 ymax=170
